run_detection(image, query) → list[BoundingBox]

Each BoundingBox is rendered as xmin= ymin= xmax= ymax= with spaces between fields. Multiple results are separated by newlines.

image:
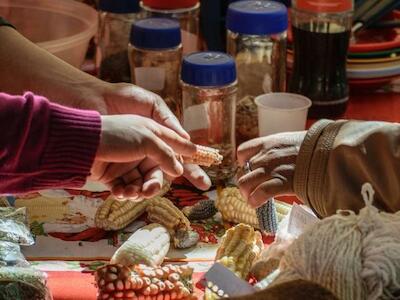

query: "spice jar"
xmin=98 ymin=0 xmax=142 ymax=83
xmin=181 ymin=52 xmax=237 ymax=181
xmin=140 ymin=0 xmax=201 ymax=55
xmin=289 ymin=0 xmax=353 ymax=118
xmin=226 ymin=0 xmax=288 ymax=145
xmin=129 ymin=18 xmax=183 ymax=120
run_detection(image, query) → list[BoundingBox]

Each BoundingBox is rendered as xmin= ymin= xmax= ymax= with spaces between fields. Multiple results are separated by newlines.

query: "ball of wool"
xmin=271 ymin=184 xmax=400 ymax=300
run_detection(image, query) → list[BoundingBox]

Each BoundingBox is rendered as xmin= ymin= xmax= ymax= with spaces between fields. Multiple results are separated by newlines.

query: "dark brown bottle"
xmin=289 ymin=0 xmax=353 ymax=119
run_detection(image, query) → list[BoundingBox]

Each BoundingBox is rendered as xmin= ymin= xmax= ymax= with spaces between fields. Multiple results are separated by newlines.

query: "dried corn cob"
xmin=146 ymin=197 xmax=199 ymax=249
xmin=111 ymin=223 xmax=170 ymax=267
xmin=183 ymin=145 xmax=223 ymax=167
xmin=182 ymin=199 xmax=217 ymax=221
xmin=256 ymin=199 xmax=278 ymax=234
xmin=95 ymin=263 xmax=196 ymax=300
xmin=216 ymin=187 xmax=291 ymax=233
xmin=215 ymin=223 xmax=263 ymax=280
xmin=95 ymin=198 xmax=148 ymax=231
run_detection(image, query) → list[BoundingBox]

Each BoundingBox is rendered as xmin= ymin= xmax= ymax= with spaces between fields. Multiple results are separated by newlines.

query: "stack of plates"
xmin=287 ymin=11 xmax=400 ymax=89
xmin=347 ymin=26 xmax=400 ymax=88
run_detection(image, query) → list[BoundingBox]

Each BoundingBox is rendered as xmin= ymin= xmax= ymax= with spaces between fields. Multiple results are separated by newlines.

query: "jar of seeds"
xmin=140 ymin=0 xmax=201 ymax=55
xmin=226 ymin=0 xmax=288 ymax=144
xmin=181 ymin=52 xmax=237 ymax=182
xmin=128 ymin=18 xmax=183 ymax=120
xmin=98 ymin=0 xmax=142 ymax=83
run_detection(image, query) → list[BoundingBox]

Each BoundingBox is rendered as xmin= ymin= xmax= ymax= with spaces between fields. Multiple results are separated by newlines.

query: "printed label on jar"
xmin=181 ymin=30 xmax=199 ymax=55
xmin=134 ymin=67 xmax=166 ymax=92
xmin=183 ymin=103 xmax=210 ymax=132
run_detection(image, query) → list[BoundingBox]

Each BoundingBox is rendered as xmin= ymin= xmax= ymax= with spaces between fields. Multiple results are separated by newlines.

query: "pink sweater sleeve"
xmin=0 ymin=92 xmax=101 ymax=194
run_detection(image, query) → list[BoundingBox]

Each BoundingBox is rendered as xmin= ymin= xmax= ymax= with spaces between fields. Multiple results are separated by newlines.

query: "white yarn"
xmin=271 ymin=183 xmax=400 ymax=300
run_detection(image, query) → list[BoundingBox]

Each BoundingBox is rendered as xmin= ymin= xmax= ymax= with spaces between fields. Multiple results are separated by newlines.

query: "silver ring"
xmin=244 ymin=160 xmax=253 ymax=174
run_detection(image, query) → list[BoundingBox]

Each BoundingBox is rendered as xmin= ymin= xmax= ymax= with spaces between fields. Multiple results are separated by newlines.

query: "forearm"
xmin=0 ymin=92 xmax=101 ymax=194
xmin=294 ymin=120 xmax=400 ymax=217
xmin=0 ymin=26 xmax=108 ymax=112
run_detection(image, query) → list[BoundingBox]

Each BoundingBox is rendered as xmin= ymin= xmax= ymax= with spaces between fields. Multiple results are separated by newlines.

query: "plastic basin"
xmin=0 ymin=0 xmax=98 ymax=68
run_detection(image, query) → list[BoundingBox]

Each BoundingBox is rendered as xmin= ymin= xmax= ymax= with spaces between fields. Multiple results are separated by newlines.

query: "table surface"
xmin=43 ymin=89 xmax=400 ymax=300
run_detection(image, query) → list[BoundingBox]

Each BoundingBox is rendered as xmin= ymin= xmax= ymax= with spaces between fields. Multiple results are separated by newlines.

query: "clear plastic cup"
xmin=255 ymin=93 xmax=312 ymax=136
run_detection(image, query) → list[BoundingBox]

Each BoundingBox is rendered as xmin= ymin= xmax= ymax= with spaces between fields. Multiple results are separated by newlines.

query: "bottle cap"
xmin=181 ymin=52 xmax=237 ymax=87
xmin=142 ymin=0 xmax=199 ymax=10
xmin=99 ymin=0 xmax=140 ymax=13
xmin=227 ymin=1 xmax=288 ymax=35
xmin=130 ymin=18 xmax=181 ymax=49
xmin=294 ymin=0 xmax=353 ymax=13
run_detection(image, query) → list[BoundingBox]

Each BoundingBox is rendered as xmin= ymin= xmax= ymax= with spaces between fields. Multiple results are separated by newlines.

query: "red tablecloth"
xmin=46 ymin=90 xmax=400 ymax=300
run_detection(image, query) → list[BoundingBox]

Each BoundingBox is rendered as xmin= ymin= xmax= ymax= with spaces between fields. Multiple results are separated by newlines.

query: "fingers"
xmin=237 ymin=137 xmax=266 ymax=166
xmin=147 ymin=120 xmax=196 ymax=156
xmin=144 ymin=133 xmax=184 ymax=177
xmin=152 ymin=95 xmax=191 ymax=140
xmin=248 ymin=176 xmax=292 ymax=208
xmin=141 ymin=167 xmax=163 ymax=198
xmin=183 ymin=164 xmax=212 ymax=191
xmin=237 ymin=167 xmax=271 ymax=200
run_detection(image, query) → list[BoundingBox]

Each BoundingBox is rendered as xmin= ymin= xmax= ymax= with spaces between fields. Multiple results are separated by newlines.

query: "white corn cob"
xmin=216 ymin=187 xmax=291 ymax=230
xmin=110 ymin=223 xmax=170 ymax=267
xmin=183 ymin=145 xmax=223 ymax=167
xmin=146 ymin=197 xmax=199 ymax=249
xmin=95 ymin=198 xmax=148 ymax=231
xmin=215 ymin=223 xmax=263 ymax=280
xmin=14 ymin=196 xmax=70 ymax=224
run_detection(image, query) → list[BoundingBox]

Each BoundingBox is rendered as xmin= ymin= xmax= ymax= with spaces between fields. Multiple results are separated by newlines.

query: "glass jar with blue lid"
xmin=129 ymin=18 xmax=183 ymax=120
xmin=226 ymin=0 xmax=288 ymax=144
xmin=181 ymin=52 xmax=237 ymax=181
xmin=98 ymin=0 xmax=142 ymax=83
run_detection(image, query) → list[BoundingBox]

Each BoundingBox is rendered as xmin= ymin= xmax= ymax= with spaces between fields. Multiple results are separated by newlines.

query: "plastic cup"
xmin=255 ymin=93 xmax=312 ymax=136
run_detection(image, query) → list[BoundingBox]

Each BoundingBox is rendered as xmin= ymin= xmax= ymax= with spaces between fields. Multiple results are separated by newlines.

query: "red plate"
xmin=349 ymin=75 xmax=400 ymax=89
xmin=350 ymin=28 xmax=400 ymax=53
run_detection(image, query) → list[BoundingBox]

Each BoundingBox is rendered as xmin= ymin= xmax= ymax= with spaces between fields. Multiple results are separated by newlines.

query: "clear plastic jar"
xmin=226 ymin=1 xmax=288 ymax=145
xmin=289 ymin=0 xmax=353 ymax=118
xmin=98 ymin=0 xmax=142 ymax=83
xmin=181 ymin=52 xmax=237 ymax=182
xmin=128 ymin=18 xmax=183 ymax=119
xmin=140 ymin=0 xmax=201 ymax=55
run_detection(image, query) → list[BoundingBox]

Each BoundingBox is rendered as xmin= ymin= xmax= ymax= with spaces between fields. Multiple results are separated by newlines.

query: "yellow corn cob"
xmin=215 ymin=223 xmax=263 ymax=280
xmin=146 ymin=197 xmax=199 ymax=249
xmin=183 ymin=145 xmax=223 ymax=167
xmin=14 ymin=196 xmax=70 ymax=224
xmin=95 ymin=197 xmax=148 ymax=231
xmin=110 ymin=223 xmax=170 ymax=267
xmin=216 ymin=187 xmax=291 ymax=229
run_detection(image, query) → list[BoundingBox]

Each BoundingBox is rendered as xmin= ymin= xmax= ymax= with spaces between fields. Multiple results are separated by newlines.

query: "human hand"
xmin=101 ymin=83 xmax=212 ymax=190
xmin=236 ymin=131 xmax=306 ymax=208
xmin=90 ymin=115 xmax=197 ymax=197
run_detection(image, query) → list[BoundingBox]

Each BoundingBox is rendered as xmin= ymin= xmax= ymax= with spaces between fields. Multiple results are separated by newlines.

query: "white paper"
xmin=183 ymin=103 xmax=210 ymax=132
xmin=134 ymin=67 xmax=166 ymax=92
xmin=205 ymin=263 xmax=256 ymax=297
xmin=287 ymin=203 xmax=319 ymax=238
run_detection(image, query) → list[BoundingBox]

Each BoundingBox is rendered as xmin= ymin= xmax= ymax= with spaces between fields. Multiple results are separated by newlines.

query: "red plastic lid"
xmin=295 ymin=0 xmax=352 ymax=13
xmin=142 ymin=0 xmax=199 ymax=10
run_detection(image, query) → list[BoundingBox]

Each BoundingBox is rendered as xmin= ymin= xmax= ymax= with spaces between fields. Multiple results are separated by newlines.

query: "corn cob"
xmin=95 ymin=198 xmax=148 ymax=231
xmin=146 ymin=197 xmax=199 ymax=249
xmin=14 ymin=196 xmax=70 ymax=224
xmin=215 ymin=223 xmax=263 ymax=280
xmin=216 ymin=187 xmax=291 ymax=233
xmin=111 ymin=223 xmax=170 ymax=267
xmin=182 ymin=199 xmax=218 ymax=221
xmin=183 ymin=145 xmax=223 ymax=167
xmin=95 ymin=263 xmax=196 ymax=300
xmin=256 ymin=199 xmax=278 ymax=234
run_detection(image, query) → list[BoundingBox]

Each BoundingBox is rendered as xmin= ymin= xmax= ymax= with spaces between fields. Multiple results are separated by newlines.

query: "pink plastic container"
xmin=0 ymin=0 xmax=98 ymax=68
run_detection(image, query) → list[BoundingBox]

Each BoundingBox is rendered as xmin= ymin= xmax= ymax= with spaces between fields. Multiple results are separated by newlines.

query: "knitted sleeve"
xmin=0 ymin=92 xmax=101 ymax=194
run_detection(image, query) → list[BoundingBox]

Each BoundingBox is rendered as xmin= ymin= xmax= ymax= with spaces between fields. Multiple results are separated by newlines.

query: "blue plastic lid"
xmin=181 ymin=52 xmax=236 ymax=87
xmin=227 ymin=1 xmax=288 ymax=35
xmin=130 ymin=18 xmax=181 ymax=49
xmin=99 ymin=0 xmax=140 ymax=13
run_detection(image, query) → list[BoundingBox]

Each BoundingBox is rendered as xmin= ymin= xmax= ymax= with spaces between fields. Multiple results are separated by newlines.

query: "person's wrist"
xmin=69 ymin=79 xmax=111 ymax=114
